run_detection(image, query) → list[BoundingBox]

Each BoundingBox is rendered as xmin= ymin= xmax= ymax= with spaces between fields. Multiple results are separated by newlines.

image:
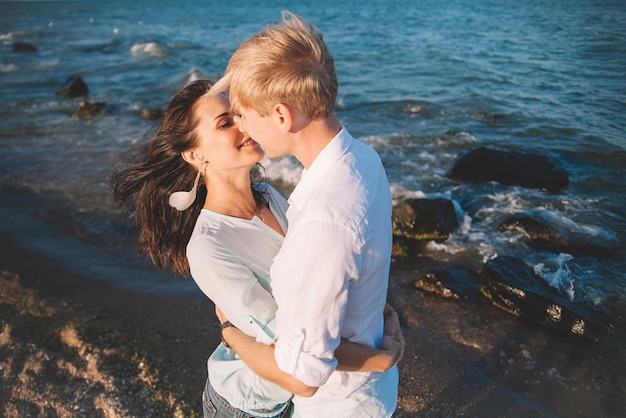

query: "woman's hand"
xmin=382 ymin=303 xmax=405 ymax=365
xmin=215 ymin=305 xmax=228 ymax=324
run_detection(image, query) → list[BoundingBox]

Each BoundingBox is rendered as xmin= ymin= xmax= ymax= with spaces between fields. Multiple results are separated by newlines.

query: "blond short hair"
xmin=211 ymin=11 xmax=337 ymax=120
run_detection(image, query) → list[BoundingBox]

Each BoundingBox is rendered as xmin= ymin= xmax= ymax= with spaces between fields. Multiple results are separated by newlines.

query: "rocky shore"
xmin=2 ymin=231 xmax=625 ymax=417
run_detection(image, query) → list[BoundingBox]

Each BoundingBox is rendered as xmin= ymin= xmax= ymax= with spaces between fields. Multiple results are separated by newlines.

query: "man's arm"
xmin=219 ymin=304 xmax=404 ymax=393
xmin=221 ymin=324 xmax=319 ymax=397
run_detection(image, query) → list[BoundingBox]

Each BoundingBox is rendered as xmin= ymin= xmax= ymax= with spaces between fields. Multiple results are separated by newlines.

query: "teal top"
xmin=187 ymin=184 xmax=292 ymax=417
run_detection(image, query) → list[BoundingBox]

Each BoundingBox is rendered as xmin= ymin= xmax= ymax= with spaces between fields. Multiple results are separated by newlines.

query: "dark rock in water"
xmin=392 ymin=198 xmax=459 ymax=257
xmin=415 ymin=266 xmax=480 ymax=299
xmin=73 ymin=102 xmax=107 ymax=118
xmin=498 ymin=213 xmax=617 ymax=257
xmin=447 ymin=146 xmax=569 ymax=192
xmin=470 ymin=112 xmax=506 ymax=120
xmin=141 ymin=108 xmax=163 ymax=121
xmin=12 ymin=42 xmax=37 ymax=53
xmin=480 ymin=255 xmax=612 ymax=341
xmin=392 ymin=198 xmax=459 ymax=241
xmin=57 ymin=76 xmax=89 ymax=99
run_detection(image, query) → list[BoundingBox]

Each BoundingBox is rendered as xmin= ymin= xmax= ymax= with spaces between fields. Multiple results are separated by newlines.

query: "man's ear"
xmin=273 ymin=103 xmax=294 ymax=133
xmin=274 ymin=103 xmax=309 ymax=133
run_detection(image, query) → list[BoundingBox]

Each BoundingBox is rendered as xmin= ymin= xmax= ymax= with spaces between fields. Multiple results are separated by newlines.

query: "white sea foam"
xmin=436 ymin=131 xmax=477 ymax=147
xmin=426 ymin=240 xmax=465 ymax=255
xmin=130 ymin=42 xmax=169 ymax=58
xmin=533 ymin=254 xmax=576 ymax=301
xmin=532 ymin=208 xmax=618 ymax=243
xmin=360 ymin=134 xmax=392 ymax=154
xmin=389 ymin=184 xmax=426 ymax=204
xmin=261 ymin=156 xmax=303 ymax=187
xmin=186 ymin=68 xmax=208 ymax=83
xmin=456 ymin=208 xmax=472 ymax=236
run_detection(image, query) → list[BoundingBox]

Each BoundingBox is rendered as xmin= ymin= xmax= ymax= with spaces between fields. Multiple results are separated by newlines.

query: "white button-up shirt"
xmin=271 ymin=128 xmax=398 ymax=417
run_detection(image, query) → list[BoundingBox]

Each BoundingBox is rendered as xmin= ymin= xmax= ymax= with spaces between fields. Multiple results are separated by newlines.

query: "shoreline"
xmin=1 ymin=231 xmax=625 ymax=417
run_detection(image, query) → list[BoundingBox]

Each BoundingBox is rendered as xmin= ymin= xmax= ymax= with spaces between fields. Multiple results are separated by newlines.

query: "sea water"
xmin=0 ymin=0 xmax=624 ymax=307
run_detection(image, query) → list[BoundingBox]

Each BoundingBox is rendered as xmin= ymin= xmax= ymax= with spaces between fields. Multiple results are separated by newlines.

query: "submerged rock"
xmin=57 ymin=76 xmax=89 ymax=99
xmin=469 ymin=112 xmax=506 ymax=120
xmin=12 ymin=42 xmax=37 ymax=53
xmin=415 ymin=266 xmax=480 ymax=299
xmin=480 ymin=255 xmax=612 ymax=341
xmin=73 ymin=102 xmax=107 ymax=118
xmin=392 ymin=198 xmax=459 ymax=257
xmin=140 ymin=108 xmax=163 ymax=121
xmin=498 ymin=213 xmax=618 ymax=257
xmin=447 ymin=146 xmax=569 ymax=192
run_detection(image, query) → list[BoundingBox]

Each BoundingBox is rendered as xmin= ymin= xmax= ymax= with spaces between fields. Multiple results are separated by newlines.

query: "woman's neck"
xmin=202 ymin=173 xmax=259 ymax=213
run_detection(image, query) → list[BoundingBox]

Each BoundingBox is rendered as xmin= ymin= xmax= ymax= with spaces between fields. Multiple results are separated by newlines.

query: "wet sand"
xmin=1 ymin=234 xmax=624 ymax=417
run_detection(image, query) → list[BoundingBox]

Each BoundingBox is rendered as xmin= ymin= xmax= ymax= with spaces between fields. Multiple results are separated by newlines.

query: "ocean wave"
xmin=186 ymin=67 xmax=210 ymax=83
xmin=35 ymin=59 xmax=60 ymax=68
xmin=130 ymin=42 xmax=169 ymax=58
xmin=0 ymin=31 xmax=23 ymax=41
xmin=533 ymin=254 xmax=576 ymax=301
xmin=0 ymin=64 xmax=18 ymax=73
xmin=389 ymin=185 xmax=427 ymax=204
xmin=261 ymin=156 xmax=303 ymax=189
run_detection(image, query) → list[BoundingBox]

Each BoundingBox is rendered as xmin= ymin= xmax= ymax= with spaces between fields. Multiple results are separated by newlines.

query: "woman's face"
xmin=192 ymin=94 xmax=264 ymax=172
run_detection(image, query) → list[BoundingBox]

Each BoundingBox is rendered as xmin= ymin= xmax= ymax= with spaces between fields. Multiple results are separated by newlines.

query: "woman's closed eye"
xmin=217 ymin=118 xmax=235 ymax=129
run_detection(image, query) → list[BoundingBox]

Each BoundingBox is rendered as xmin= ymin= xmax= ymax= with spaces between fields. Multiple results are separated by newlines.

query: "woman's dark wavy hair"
xmin=110 ymin=79 xmax=266 ymax=277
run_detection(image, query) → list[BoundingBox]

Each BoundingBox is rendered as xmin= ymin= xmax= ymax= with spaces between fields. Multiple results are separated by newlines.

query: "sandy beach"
xmin=1 ymin=232 xmax=624 ymax=417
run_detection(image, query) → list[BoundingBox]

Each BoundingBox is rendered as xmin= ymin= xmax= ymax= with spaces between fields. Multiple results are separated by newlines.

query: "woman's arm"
xmin=335 ymin=304 xmax=404 ymax=372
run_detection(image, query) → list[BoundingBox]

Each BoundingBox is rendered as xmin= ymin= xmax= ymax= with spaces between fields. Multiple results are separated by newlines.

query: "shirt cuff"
xmin=274 ymin=329 xmax=337 ymax=387
xmin=247 ymin=315 xmax=277 ymax=345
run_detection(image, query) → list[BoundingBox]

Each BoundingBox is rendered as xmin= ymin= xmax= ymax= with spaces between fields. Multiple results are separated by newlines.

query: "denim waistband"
xmin=205 ymin=378 xmax=291 ymax=418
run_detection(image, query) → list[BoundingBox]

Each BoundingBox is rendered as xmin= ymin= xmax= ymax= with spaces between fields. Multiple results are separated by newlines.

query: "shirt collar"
xmin=288 ymin=126 xmax=350 ymax=207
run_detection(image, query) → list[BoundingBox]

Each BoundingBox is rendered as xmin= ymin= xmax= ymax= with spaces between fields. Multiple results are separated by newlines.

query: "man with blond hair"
xmin=212 ymin=11 xmax=399 ymax=417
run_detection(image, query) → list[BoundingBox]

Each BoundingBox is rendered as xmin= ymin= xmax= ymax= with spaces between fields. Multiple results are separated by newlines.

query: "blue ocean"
xmin=1 ymin=0 xmax=625 ymax=414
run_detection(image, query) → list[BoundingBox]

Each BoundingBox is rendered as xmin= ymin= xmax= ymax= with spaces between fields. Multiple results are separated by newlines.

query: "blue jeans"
xmin=202 ymin=378 xmax=292 ymax=418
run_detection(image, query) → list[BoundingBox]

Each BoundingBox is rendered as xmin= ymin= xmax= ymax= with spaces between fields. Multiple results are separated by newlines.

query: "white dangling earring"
xmin=168 ymin=162 xmax=207 ymax=211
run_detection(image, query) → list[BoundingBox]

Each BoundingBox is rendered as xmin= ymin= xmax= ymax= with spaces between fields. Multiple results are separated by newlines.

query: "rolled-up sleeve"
xmin=271 ymin=218 xmax=357 ymax=387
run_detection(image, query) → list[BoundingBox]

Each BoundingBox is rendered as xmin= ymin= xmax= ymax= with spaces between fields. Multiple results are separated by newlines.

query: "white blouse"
xmin=186 ymin=183 xmax=292 ymax=415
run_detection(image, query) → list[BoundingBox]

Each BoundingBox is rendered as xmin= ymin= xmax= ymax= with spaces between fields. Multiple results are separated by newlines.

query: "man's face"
xmin=236 ymin=106 xmax=288 ymax=159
